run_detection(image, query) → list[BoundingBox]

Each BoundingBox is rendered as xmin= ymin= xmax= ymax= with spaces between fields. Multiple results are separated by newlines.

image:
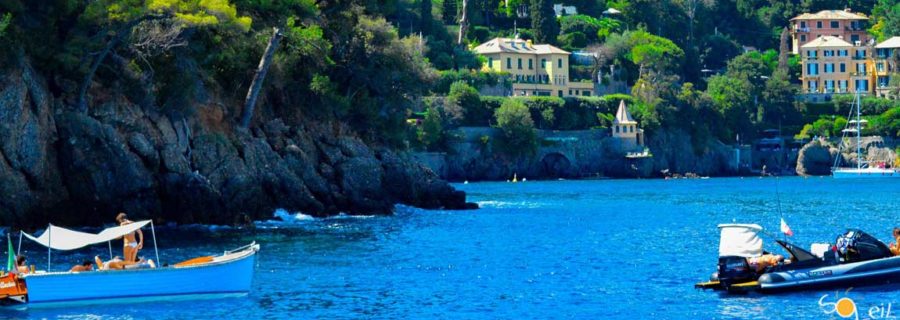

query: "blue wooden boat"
xmin=0 ymin=222 xmax=260 ymax=306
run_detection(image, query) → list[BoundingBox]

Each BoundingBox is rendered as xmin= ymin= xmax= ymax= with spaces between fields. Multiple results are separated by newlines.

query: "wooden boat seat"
xmin=174 ymin=256 xmax=214 ymax=267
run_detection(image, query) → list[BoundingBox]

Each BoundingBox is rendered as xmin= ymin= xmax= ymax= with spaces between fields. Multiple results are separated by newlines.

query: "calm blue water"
xmin=3 ymin=177 xmax=900 ymax=319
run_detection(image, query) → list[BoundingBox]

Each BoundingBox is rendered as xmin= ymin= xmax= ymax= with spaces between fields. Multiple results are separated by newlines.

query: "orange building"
xmin=790 ymin=9 xmax=869 ymax=55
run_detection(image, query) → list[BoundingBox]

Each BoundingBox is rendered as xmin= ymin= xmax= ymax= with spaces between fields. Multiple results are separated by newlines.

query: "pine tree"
xmin=442 ymin=0 xmax=458 ymax=24
xmin=531 ymin=0 xmax=558 ymax=45
xmin=421 ymin=0 xmax=433 ymax=35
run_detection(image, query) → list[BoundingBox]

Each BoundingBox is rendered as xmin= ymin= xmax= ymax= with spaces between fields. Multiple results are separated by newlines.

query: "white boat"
xmin=0 ymin=221 xmax=259 ymax=306
xmin=832 ymin=91 xmax=900 ymax=178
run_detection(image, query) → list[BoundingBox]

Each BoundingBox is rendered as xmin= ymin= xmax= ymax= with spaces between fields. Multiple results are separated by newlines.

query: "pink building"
xmin=790 ymin=9 xmax=869 ymax=55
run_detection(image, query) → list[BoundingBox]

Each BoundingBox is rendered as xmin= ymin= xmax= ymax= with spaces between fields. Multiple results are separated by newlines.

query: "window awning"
xmin=23 ymin=221 xmax=151 ymax=251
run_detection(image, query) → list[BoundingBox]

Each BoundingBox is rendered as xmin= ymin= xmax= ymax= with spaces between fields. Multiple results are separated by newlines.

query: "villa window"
xmin=615 ymin=126 xmax=619 ymax=133
xmin=518 ymin=58 xmax=522 ymax=70
xmin=529 ymin=59 xmax=533 ymax=70
xmin=800 ymin=21 xmax=807 ymax=28
xmin=507 ymin=58 xmax=511 ymax=69
xmin=558 ymin=90 xmax=563 ymax=97
xmin=851 ymin=34 xmax=860 ymax=43
xmin=800 ymin=35 xmax=806 ymax=42
xmin=817 ymin=21 xmax=823 ymax=28
xmin=831 ymin=21 xmax=839 ymax=28
xmin=558 ymin=59 xmax=563 ymax=68
xmin=488 ymin=57 xmax=493 ymax=68
xmin=541 ymin=59 xmax=546 ymax=69
xmin=840 ymin=63 xmax=845 ymax=73
xmin=630 ymin=126 xmax=634 ymax=133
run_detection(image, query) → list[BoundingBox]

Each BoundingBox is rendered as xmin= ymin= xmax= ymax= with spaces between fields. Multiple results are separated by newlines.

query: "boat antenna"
xmin=774 ymin=174 xmax=786 ymax=242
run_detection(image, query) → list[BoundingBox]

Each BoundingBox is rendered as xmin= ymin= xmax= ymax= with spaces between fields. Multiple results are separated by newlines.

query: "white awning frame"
xmin=23 ymin=221 xmax=150 ymax=251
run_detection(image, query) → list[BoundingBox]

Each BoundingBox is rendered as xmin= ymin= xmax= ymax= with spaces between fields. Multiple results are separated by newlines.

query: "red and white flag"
xmin=780 ymin=218 xmax=794 ymax=237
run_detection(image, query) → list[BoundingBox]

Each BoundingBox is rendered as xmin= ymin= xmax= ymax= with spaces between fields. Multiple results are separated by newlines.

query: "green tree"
xmin=494 ymin=99 xmax=537 ymax=156
xmin=419 ymin=106 xmax=445 ymax=150
xmin=444 ymin=81 xmax=481 ymax=125
xmin=420 ymin=0 xmax=433 ymax=35
xmin=761 ymin=71 xmax=797 ymax=126
xmin=531 ymin=0 xmax=558 ymax=45
xmin=442 ymin=0 xmax=458 ymax=24
xmin=0 ymin=13 xmax=10 ymax=39
xmin=707 ymin=75 xmax=754 ymax=138
xmin=76 ymin=0 xmax=252 ymax=112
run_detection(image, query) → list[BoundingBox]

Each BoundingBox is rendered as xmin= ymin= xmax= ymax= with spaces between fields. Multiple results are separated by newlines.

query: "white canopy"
xmin=23 ymin=220 xmax=150 ymax=251
xmin=718 ymin=224 xmax=763 ymax=258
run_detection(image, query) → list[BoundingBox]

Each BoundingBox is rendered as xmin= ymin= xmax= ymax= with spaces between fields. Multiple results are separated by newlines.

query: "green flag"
xmin=6 ymin=233 xmax=13 ymax=272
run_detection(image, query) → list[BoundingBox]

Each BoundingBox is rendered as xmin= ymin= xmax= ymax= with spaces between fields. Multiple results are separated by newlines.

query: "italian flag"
xmin=780 ymin=218 xmax=794 ymax=237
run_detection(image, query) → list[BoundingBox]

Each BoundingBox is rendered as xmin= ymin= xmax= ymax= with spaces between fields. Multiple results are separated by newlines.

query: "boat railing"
xmin=225 ymin=241 xmax=258 ymax=255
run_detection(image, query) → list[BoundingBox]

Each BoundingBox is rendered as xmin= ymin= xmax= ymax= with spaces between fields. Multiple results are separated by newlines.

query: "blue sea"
xmin=3 ymin=177 xmax=900 ymax=319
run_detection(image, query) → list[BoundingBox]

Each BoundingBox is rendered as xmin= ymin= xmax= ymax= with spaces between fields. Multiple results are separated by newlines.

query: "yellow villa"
xmin=799 ymin=35 xmax=870 ymax=95
xmin=473 ymin=37 xmax=594 ymax=97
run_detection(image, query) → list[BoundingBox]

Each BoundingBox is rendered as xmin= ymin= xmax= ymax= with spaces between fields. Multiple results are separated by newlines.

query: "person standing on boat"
xmin=116 ymin=213 xmax=144 ymax=263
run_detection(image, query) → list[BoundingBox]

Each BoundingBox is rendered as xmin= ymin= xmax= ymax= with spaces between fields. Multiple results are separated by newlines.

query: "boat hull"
xmin=833 ymin=168 xmax=900 ymax=178
xmin=758 ymin=256 xmax=900 ymax=293
xmin=22 ymin=245 xmax=257 ymax=304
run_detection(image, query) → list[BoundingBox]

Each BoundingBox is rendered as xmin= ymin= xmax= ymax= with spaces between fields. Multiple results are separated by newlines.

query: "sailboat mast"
xmin=856 ymin=90 xmax=861 ymax=170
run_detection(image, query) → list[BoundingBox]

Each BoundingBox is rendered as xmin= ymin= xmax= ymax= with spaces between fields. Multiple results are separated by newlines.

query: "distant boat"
xmin=832 ymin=91 xmax=900 ymax=178
xmin=0 ymin=221 xmax=259 ymax=306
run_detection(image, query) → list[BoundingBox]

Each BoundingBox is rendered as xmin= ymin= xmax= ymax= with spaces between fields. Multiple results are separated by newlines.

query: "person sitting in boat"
xmin=747 ymin=254 xmax=785 ymax=273
xmin=94 ymin=256 xmax=156 ymax=270
xmin=116 ymin=213 xmax=144 ymax=263
xmin=15 ymin=255 xmax=28 ymax=274
xmin=889 ymin=228 xmax=900 ymax=256
xmin=69 ymin=261 xmax=94 ymax=272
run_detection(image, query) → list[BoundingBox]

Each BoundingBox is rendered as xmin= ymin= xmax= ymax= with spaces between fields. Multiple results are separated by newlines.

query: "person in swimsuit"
xmin=70 ymin=261 xmax=94 ymax=272
xmin=116 ymin=213 xmax=144 ymax=263
xmin=15 ymin=255 xmax=28 ymax=273
xmin=747 ymin=254 xmax=785 ymax=273
xmin=889 ymin=228 xmax=900 ymax=256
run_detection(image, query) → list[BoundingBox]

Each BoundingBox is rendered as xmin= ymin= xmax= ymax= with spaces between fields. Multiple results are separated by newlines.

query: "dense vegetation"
xmin=4 ymin=0 xmax=900 ymax=158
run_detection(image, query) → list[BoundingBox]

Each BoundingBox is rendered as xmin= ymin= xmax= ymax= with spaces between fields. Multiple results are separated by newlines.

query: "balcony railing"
xmin=794 ymin=26 xmax=810 ymax=32
xmin=851 ymin=71 xmax=867 ymax=76
xmin=852 ymin=56 xmax=867 ymax=60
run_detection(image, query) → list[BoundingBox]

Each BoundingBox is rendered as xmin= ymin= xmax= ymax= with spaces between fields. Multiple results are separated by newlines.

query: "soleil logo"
xmin=819 ymin=290 xmax=895 ymax=320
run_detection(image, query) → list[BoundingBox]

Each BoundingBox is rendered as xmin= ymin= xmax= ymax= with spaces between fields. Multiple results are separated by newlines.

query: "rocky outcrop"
xmin=796 ymin=138 xmax=897 ymax=176
xmin=0 ymin=60 xmax=474 ymax=228
xmin=796 ymin=139 xmax=838 ymax=176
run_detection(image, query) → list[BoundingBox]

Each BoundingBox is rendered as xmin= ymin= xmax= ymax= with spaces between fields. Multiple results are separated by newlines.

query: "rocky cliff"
xmin=0 ymin=60 xmax=474 ymax=228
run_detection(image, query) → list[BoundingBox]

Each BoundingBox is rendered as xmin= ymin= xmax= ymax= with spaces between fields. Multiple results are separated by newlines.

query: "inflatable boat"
xmin=696 ymin=224 xmax=900 ymax=293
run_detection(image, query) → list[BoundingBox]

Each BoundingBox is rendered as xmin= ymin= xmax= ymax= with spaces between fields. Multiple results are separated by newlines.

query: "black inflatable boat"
xmin=696 ymin=225 xmax=900 ymax=293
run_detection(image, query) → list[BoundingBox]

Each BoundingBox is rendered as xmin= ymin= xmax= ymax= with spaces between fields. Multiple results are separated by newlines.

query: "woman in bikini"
xmin=116 ymin=213 xmax=144 ymax=263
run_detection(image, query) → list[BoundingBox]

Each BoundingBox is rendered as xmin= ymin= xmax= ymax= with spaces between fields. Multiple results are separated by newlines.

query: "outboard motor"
xmin=717 ymin=256 xmax=756 ymax=286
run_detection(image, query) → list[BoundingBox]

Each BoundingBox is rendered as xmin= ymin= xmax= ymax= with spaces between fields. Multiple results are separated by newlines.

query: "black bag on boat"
xmin=835 ymin=229 xmax=892 ymax=263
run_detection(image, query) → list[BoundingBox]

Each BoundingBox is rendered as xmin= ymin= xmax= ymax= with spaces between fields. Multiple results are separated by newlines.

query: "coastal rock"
xmin=0 ymin=60 xmax=67 ymax=225
xmin=796 ymin=139 xmax=838 ymax=176
xmin=0 ymin=61 xmax=475 ymax=228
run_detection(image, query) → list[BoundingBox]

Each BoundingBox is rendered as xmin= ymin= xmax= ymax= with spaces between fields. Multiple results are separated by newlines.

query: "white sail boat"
xmin=832 ymin=90 xmax=899 ymax=178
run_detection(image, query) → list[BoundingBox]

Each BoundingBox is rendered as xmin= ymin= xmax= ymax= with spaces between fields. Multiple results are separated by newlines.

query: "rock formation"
xmin=0 ymin=60 xmax=475 ymax=228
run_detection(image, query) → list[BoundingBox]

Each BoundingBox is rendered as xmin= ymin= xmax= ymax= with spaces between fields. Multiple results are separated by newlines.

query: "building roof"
xmin=790 ymin=10 xmax=868 ymax=21
xmin=876 ymin=36 xmax=900 ymax=49
xmin=614 ymin=100 xmax=637 ymax=125
xmin=801 ymin=36 xmax=853 ymax=48
xmin=472 ymin=38 xmax=570 ymax=55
